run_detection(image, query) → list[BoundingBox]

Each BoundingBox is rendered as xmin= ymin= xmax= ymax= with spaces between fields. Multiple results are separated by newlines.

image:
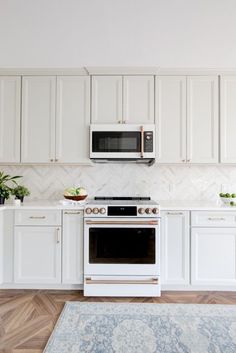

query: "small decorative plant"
xmin=0 ymin=185 xmax=11 ymax=204
xmin=0 ymin=171 xmax=22 ymax=204
xmin=12 ymin=185 xmax=30 ymax=203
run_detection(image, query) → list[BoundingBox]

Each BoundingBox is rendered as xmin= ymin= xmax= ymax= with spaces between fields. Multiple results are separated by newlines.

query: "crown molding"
xmin=86 ymin=67 xmax=159 ymax=75
xmin=0 ymin=68 xmax=88 ymax=75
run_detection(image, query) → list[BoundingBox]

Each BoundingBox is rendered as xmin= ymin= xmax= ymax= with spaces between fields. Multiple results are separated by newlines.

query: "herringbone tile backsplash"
xmin=1 ymin=164 xmax=236 ymax=201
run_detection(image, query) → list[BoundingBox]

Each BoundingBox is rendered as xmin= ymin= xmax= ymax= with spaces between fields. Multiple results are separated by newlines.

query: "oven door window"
xmin=92 ymin=131 xmax=141 ymax=153
xmin=89 ymin=227 xmax=155 ymax=264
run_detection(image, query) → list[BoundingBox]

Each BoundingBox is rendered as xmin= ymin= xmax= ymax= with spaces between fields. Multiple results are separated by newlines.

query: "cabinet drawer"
xmin=15 ymin=210 xmax=61 ymax=226
xmin=191 ymin=211 xmax=236 ymax=227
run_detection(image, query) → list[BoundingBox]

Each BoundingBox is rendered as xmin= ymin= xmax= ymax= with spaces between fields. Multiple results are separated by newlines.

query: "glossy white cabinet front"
xmin=14 ymin=226 xmax=61 ymax=284
xmin=91 ymin=76 xmax=122 ymax=124
xmin=156 ymin=76 xmax=186 ymax=163
xmin=21 ymin=76 xmax=56 ymax=163
xmin=220 ymin=76 xmax=236 ymax=163
xmin=62 ymin=210 xmax=83 ymax=284
xmin=56 ymin=76 xmax=90 ymax=163
xmin=156 ymin=75 xmax=219 ymax=164
xmin=161 ymin=211 xmax=190 ymax=285
xmin=123 ymin=76 xmax=154 ymax=123
xmin=0 ymin=76 xmax=21 ymax=163
xmin=191 ymin=227 xmax=236 ymax=285
xmin=187 ymin=76 xmax=218 ymax=163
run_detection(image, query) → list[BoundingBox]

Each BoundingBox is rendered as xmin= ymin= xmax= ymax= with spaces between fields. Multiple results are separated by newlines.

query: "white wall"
xmin=0 ymin=0 xmax=236 ymax=67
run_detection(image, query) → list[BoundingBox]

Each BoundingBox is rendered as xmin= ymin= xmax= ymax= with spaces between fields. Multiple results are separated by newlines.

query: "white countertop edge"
xmin=0 ymin=199 xmax=235 ymax=212
xmin=159 ymin=200 xmax=236 ymax=211
xmin=0 ymin=200 xmax=87 ymax=211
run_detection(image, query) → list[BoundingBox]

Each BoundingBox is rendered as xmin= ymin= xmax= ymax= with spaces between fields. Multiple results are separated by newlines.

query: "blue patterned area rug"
xmin=44 ymin=302 xmax=236 ymax=353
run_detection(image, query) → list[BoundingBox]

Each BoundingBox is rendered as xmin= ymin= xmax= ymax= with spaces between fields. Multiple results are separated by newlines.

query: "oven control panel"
xmin=84 ymin=205 xmax=160 ymax=217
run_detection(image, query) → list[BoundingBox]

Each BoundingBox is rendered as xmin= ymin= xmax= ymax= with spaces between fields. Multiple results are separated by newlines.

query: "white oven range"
xmin=84 ymin=197 xmax=161 ymax=297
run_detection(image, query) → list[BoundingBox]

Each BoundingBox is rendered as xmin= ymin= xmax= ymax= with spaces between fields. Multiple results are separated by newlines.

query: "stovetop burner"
xmin=94 ymin=196 xmax=151 ymax=201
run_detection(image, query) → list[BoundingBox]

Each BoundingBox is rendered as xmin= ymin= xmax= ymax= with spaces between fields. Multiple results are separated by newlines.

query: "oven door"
xmin=90 ymin=124 xmax=155 ymax=159
xmin=84 ymin=218 xmax=160 ymax=276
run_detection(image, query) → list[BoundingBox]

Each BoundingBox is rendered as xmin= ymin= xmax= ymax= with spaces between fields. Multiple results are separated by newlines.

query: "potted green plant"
xmin=12 ymin=185 xmax=30 ymax=203
xmin=0 ymin=171 xmax=22 ymax=205
xmin=0 ymin=185 xmax=11 ymax=204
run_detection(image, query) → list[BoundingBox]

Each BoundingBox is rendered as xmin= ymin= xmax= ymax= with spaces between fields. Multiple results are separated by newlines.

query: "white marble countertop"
xmin=0 ymin=199 xmax=87 ymax=211
xmin=159 ymin=200 xmax=235 ymax=211
xmin=0 ymin=199 xmax=235 ymax=212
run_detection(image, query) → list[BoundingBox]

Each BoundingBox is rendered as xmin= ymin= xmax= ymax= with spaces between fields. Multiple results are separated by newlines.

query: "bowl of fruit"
xmin=219 ymin=193 xmax=236 ymax=206
xmin=64 ymin=187 xmax=88 ymax=201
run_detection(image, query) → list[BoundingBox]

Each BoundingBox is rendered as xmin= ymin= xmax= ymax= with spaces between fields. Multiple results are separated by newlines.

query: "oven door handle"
xmin=85 ymin=220 xmax=158 ymax=225
xmin=140 ymin=125 xmax=144 ymax=158
xmin=85 ymin=278 xmax=159 ymax=285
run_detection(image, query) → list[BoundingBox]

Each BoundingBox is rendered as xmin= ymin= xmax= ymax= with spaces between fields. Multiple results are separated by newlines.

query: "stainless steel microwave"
xmin=90 ymin=124 xmax=155 ymax=165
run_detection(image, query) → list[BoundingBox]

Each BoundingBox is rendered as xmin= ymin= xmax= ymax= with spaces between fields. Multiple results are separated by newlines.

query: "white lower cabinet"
xmin=191 ymin=227 xmax=236 ymax=285
xmin=161 ymin=211 xmax=190 ymax=285
xmin=14 ymin=226 xmax=61 ymax=284
xmin=62 ymin=210 xmax=83 ymax=284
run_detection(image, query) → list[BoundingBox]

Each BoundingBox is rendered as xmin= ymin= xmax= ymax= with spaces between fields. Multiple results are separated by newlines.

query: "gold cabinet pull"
xmin=64 ymin=211 xmax=82 ymax=215
xmin=208 ymin=217 xmax=225 ymax=221
xmin=29 ymin=216 xmax=46 ymax=219
xmin=140 ymin=125 xmax=144 ymax=158
xmin=56 ymin=228 xmax=60 ymax=244
xmin=86 ymin=220 xmax=158 ymax=225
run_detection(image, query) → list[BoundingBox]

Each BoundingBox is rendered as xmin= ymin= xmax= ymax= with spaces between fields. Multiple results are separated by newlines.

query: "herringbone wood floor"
xmin=0 ymin=290 xmax=235 ymax=353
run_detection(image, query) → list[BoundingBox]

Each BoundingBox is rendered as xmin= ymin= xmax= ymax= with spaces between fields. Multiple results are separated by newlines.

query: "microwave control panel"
xmin=144 ymin=132 xmax=153 ymax=152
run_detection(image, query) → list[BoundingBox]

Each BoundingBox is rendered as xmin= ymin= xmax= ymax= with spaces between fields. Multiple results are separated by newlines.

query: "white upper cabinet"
xmin=123 ymin=76 xmax=154 ymax=124
xmin=156 ymin=75 xmax=219 ymax=164
xmin=220 ymin=76 xmax=236 ymax=163
xmin=91 ymin=75 xmax=154 ymax=124
xmin=56 ymin=76 xmax=90 ymax=163
xmin=0 ymin=76 xmax=21 ymax=163
xmin=156 ymin=76 xmax=187 ymax=163
xmin=21 ymin=76 xmax=56 ymax=163
xmin=21 ymin=75 xmax=90 ymax=164
xmin=187 ymin=76 xmax=219 ymax=163
xmin=91 ymin=76 xmax=122 ymax=124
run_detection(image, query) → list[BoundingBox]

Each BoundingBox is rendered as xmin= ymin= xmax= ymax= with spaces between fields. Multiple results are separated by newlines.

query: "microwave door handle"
xmin=140 ymin=126 xmax=144 ymax=158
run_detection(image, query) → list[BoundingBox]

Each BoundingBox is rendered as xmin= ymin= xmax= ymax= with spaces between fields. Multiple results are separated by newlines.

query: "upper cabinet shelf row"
xmin=0 ymin=76 xmax=90 ymax=164
xmin=0 ymin=73 xmax=236 ymax=164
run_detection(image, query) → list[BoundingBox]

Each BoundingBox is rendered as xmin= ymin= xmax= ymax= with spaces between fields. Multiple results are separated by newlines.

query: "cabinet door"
xmin=91 ymin=76 xmax=122 ymax=124
xmin=62 ymin=210 xmax=83 ymax=284
xmin=123 ymin=76 xmax=154 ymax=123
xmin=21 ymin=76 xmax=56 ymax=163
xmin=0 ymin=76 xmax=21 ymax=163
xmin=187 ymin=76 xmax=219 ymax=163
xmin=220 ymin=76 xmax=236 ymax=163
xmin=191 ymin=227 xmax=236 ymax=285
xmin=161 ymin=211 xmax=190 ymax=285
xmin=14 ymin=226 xmax=61 ymax=283
xmin=156 ymin=76 xmax=187 ymax=163
xmin=56 ymin=76 xmax=90 ymax=163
